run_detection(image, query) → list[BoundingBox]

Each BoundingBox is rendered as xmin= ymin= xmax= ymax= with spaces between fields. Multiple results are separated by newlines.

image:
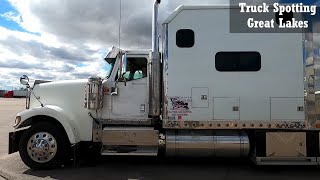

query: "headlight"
xmin=13 ymin=116 xmax=21 ymax=128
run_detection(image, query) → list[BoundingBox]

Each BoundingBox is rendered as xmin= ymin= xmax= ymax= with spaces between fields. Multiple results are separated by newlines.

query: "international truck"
xmin=8 ymin=1 xmax=320 ymax=169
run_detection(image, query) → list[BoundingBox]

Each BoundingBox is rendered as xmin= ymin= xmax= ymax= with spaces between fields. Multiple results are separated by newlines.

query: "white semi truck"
xmin=8 ymin=1 xmax=320 ymax=169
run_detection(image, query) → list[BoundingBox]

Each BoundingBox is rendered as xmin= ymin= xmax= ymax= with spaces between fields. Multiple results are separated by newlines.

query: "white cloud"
xmin=1 ymin=0 xmax=233 ymax=90
xmin=7 ymin=0 xmax=42 ymax=33
xmin=0 ymin=26 xmax=105 ymax=89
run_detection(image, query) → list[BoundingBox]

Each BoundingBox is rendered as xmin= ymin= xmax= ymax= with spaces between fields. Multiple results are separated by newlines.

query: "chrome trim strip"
xmin=162 ymin=120 xmax=307 ymax=130
xmin=305 ymin=31 xmax=316 ymax=128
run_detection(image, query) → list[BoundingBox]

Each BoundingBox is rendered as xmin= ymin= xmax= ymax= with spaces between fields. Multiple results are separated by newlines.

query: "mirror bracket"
xmin=122 ymin=73 xmax=127 ymax=86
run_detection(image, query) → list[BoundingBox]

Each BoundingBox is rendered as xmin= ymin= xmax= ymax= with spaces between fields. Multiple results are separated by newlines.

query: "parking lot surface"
xmin=1 ymin=98 xmax=320 ymax=180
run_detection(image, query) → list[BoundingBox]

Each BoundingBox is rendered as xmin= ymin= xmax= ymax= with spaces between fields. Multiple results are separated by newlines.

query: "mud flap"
xmin=8 ymin=130 xmax=26 ymax=154
xmin=8 ymin=132 xmax=18 ymax=154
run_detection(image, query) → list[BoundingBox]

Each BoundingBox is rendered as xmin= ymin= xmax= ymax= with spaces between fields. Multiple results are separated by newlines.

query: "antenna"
xmin=118 ymin=0 xmax=121 ymax=49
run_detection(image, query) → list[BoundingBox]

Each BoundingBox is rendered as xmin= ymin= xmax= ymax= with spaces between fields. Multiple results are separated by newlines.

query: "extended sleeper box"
xmin=162 ymin=6 xmax=304 ymax=122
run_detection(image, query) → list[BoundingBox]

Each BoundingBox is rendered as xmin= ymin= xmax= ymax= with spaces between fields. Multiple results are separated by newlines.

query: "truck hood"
xmin=29 ymin=79 xmax=88 ymax=109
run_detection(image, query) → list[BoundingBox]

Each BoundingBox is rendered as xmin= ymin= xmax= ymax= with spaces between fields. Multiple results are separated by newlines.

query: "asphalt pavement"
xmin=1 ymin=98 xmax=320 ymax=180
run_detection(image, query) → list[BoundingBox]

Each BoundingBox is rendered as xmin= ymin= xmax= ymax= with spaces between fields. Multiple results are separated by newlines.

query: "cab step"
xmin=101 ymin=146 xmax=158 ymax=156
xmin=253 ymin=157 xmax=319 ymax=165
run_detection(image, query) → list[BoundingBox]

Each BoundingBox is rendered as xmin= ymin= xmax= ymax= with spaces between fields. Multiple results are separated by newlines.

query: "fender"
xmin=15 ymin=105 xmax=80 ymax=144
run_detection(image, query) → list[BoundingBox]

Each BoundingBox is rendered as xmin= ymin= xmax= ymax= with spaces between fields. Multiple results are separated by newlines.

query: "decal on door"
xmin=168 ymin=96 xmax=192 ymax=118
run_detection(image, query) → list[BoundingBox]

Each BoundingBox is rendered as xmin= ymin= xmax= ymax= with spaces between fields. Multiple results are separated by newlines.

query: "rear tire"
xmin=19 ymin=122 xmax=70 ymax=170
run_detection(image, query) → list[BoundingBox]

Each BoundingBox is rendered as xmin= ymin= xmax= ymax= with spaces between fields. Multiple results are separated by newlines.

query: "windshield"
xmin=106 ymin=59 xmax=116 ymax=78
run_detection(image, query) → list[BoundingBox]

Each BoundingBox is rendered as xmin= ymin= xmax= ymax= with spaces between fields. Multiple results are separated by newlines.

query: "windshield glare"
xmin=106 ymin=59 xmax=116 ymax=78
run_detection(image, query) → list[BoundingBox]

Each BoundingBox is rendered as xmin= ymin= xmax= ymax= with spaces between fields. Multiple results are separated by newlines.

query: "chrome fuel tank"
xmin=165 ymin=130 xmax=249 ymax=157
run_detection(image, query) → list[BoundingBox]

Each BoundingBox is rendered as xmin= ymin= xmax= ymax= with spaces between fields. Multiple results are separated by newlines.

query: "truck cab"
xmin=103 ymin=48 xmax=150 ymax=121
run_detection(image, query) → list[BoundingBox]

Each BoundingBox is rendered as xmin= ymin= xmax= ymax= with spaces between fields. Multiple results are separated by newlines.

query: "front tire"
xmin=19 ymin=122 xmax=70 ymax=170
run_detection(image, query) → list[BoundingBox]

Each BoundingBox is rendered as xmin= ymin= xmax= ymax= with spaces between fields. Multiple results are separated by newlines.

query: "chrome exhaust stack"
xmin=149 ymin=0 xmax=161 ymax=117
xmin=152 ymin=0 xmax=160 ymax=52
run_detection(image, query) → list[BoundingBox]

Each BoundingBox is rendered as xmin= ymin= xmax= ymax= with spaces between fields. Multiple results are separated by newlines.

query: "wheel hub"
xmin=33 ymin=139 xmax=49 ymax=156
xmin=27 ymin=132 xmax=57 ymax=163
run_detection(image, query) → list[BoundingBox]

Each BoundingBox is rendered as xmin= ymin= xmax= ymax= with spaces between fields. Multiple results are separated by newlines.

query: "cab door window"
xmin=120 ymin=57 xmax=148 ymax=81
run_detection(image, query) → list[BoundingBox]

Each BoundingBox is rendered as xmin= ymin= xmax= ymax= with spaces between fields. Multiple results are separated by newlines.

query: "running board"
xmin=101 ymin=146 xmax=158 ymax=156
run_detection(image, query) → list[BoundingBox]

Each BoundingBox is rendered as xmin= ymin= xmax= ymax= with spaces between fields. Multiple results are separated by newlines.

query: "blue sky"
xmin=0 ymin=0 xmax=39 ymax=35
xmin=0 ymin=0 xmax=26 ymax=90
xmin=0 ymin=0 xmax=25 ymax=33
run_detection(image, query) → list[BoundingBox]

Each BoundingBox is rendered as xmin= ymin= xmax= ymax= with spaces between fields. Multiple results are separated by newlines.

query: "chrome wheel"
xmin=27 ymin=132 xmax=57 ymax=163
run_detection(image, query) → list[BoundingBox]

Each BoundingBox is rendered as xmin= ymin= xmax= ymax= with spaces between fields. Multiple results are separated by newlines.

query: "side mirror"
xmin=121 ymin=54 xmax=127 ymax=86
xmin=20 ymin=75 xmax=29 ymax=87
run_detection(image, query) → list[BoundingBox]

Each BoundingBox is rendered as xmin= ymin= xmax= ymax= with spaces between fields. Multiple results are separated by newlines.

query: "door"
xmin=270 ymin=97 xmax=304 ymax=121
xmin=213 ymin=97 xmax=240 ymax=120
xmin=110 ymin=56 xmax=149 ymax=120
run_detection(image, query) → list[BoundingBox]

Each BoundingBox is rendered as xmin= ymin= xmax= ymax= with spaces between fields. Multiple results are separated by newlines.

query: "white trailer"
xmin=13 ymin=90 xmax=28 ymax=98
xmin=8 ymin=1 xmax=320 ymax=169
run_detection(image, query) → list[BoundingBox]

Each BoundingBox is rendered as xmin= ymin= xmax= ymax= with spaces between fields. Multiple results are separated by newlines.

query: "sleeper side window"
xmin=176 ymin=29 xmax=194 ymax=48
xmin=215 ymin=52 xmax=261 ymax=72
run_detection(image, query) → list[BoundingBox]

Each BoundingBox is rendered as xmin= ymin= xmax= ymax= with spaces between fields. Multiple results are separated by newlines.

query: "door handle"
xmin=201 ymin=95 xmax=207 ymax=100
xmin=232 ymin=106 xmax=239 ymax=111
xmin=111 ymin=87 xmax=118 ymax=96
